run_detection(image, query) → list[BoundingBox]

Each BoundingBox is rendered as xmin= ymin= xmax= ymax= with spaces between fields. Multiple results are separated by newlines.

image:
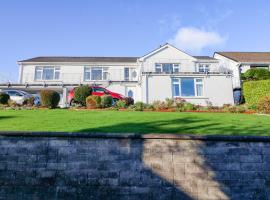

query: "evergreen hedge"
xmin=243 ymin=80 xmax=270 ymax=106
xmin=74 ymin=85 xmax=92 ymax=105
xmin=0 ymin=92 xmax=10 ymax=104
xmin=40 ymin=90 xmax=60 ymax=108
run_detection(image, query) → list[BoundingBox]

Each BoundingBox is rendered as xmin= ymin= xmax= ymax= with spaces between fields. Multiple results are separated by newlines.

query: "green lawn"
xmin=0 ymin=109 xmax=269 ymax=135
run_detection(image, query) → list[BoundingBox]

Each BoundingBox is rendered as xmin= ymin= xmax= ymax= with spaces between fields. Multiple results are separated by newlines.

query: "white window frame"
xmin=198 ymin=64 xmax=210 ymax=73
xmin=155 ymin=63 xmax=180 ymax=73
xmin=155 ymin=64 xmax=162 ymax=73
xmin=172 ymin=78 xmax=204 ymax=97
xmin=195 ymin=78 xmax=204 ymax=97
xmin=84 ymin=67 xmax=108 ymax=81
xmin=35 ymin=66 xmax=60 ymax=81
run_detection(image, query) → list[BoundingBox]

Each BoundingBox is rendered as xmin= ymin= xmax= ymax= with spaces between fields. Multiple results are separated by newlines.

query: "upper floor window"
xmin=124 ymin=68 xmax=137 ymax=81
xmin=35 ymin=66 xmax=60 ymax=80
xmin=155 ymin=63 xmax=180 ymax=73
xmin=84 ymin=67 xmax=108 ymax=81
xmin=198 ymin=64 xmax=210 ymax=73
xmin=172 ymin=78 xmax=204 ymax=97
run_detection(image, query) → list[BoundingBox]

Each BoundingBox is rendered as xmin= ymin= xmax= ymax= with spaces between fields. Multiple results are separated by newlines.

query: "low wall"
xmin=0 ymin=132 xmax=270 ymax=199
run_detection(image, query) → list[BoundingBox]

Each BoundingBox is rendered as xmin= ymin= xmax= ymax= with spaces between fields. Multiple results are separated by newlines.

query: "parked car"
xmin=68 ymin=86 xmax=125 ymax=106
xmin=3 ymin=90 xmax=40 ymax=105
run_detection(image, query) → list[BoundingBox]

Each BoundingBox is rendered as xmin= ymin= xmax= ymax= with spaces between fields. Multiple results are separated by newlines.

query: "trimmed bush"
xmin=100 ymin=95 xmax=113 ymax=108
xmin=243 ymin=80 xmax=270 ymax=106
xmin=257 ymin=96 xmax=270 ymax=114
xmin=242 ymin=68 xmax=270 ymax=81
xmin=40 ymin=90 xmax=60 ymax=108
xmin=0 ymin=92 xmax=10 ymax=104
xmin=74 ymin=85 xmax=92 ymax=105
xmin=86 ymin=95 xmax=101 ymax=109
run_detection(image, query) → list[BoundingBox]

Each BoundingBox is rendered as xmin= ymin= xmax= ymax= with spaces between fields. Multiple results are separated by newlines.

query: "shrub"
xmin=100 ymin=95 xmax=113 ymax=108
xmin=152 ymin=100 xmax=168 ymax=110
xmin=86 ymin=95 xmax=101 ymax=109
xmin=257 ymin=96 xmax=270 ymax=114
xmin=242 ymin=68 xmax=270 ymax=81
xmin=165 ymin=98 xmax=175 ymax=108
xmin=243 ymin=80 xmax=270 ymax=106
xmin=124 ymin=97 xmax=134 ymax=106
xmin=8 ymin=99 xmax=19 ymax=107
xmin=183 ymin=103 xmax=196 ymax=111
xmin=0 ymin=92 xmax=10 ymax=104
xmin=134 ymin=101 xmax=145 ymax=111
xmin=224 ymin=105 xmax=246 ymax=113
xmin=174 ymin=97 xmax=186 ymax=109
xmin=116 ymin=100 xmax=127 ymax=109
xmin=40 ymin=90 xmax=60 ymax=108
xmin=23 ymin=96 xmax=35 ymax=106
xmin=74 ymin=85 xmax=92 ymax=105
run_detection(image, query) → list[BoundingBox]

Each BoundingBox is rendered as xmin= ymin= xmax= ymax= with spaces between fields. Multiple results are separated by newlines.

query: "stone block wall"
xmin=0 ymin=133 xmax=270 ymax=199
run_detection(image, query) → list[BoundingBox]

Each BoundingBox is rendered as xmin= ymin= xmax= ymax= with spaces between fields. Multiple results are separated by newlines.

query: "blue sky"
xmin=1 ymin=0 xmax=270 ymax=82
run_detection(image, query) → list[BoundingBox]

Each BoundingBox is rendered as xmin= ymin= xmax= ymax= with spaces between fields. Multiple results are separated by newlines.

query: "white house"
xmin=17 ymin=44 xmax=234 ymax=106
xmin=214 ymin=52 xmax=270 ymax=89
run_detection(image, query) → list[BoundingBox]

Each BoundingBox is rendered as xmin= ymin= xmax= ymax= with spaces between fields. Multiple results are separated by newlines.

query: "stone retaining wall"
xmin=0 ymin=132 xmax=270 ymax=199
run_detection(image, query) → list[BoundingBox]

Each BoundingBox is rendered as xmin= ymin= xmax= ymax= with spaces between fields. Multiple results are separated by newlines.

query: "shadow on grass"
xmin=77 ymin=117 xmax=270 ymax=136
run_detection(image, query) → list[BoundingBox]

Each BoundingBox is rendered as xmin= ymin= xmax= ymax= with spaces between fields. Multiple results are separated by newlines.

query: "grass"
xmin=0 ymin=109 xmax=269 ymax=135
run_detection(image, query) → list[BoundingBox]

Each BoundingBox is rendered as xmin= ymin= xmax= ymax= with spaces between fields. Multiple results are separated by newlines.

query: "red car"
xmin=68 ymin=86 xmax=125 ymax=105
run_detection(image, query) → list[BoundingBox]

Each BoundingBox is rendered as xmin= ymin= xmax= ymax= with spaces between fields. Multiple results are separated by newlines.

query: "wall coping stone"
xmin=0 ymin=131 xmax=270 ymax=142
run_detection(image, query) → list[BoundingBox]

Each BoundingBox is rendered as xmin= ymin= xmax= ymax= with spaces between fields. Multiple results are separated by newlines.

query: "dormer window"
xmin=155 ymin=63 xmax=180 ymax=73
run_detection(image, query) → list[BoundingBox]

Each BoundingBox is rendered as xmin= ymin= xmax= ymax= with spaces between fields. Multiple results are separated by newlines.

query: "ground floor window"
xmin=35 ymin=66 xmax=60 ymax=80
xmin=84 ymin=67 xmax=108 ymax=81
xmin=172 ymin=78 xmax=204 ymax=97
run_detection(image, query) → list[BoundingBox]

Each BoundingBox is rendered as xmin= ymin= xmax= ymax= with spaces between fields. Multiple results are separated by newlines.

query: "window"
xmin=198 ymin=64 xmax=210 ymax=73
xmin=173 ymin=64 xmax=180 ymax=73
xmin=195 ymin=79 xmax=203 ymax=96
xmin=93 ymin=87 xmax=105 ymax=93
xmin=172 ymin=78 xmax=204 ymax=97
xmin=35 ymin=67 xmax=60 ymax=80
xmin=155 ymin=64 xmax=162 ymax=73
xmin=172 ymin=79 xmax=180 ymax=97
xmin=155 ymin=63 xmax=180 ymax=73
xmin=124 ymin=68 xmax=129 ymax=81
xmin=128 ymin=90 xmax=133 ymax=98
xmin=91 ymin=67 xmax=102 ymax=80
xmin=84 ymin=67 xmax=108 ymax=81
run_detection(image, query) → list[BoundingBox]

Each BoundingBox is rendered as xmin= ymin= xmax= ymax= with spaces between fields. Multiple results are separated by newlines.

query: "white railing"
xmin=22 ymin=71 xmax=139 ymax=84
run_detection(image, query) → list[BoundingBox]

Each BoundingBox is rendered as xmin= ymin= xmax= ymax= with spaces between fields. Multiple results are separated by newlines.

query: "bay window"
xmin=35 ymin=67 xmax=60 ymax=80
xmin=155 ymin=63 xmax=180 ymax=73
xmin=84 ymin=67 xmax=108 ymax=81
xmin=172 ymin=78 xmax=204 ymax=97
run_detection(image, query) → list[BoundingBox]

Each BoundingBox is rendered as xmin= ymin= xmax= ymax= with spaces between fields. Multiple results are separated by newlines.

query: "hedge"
xmin=74 ymin=85 xmax=92 ymax=105
xmin=242 ymin=68 xmax=270 ymax=81
xmin=40 ymin=90 xmax=60 ymax=108
xmin=243 ymin=80 xmax=270 ymax=106
xmin=0 ymin=92 xmax=10 ymax=104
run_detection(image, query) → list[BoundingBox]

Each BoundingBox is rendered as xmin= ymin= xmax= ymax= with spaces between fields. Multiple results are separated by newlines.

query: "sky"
xmin=1 ymin=0 xmax=270 ymax=82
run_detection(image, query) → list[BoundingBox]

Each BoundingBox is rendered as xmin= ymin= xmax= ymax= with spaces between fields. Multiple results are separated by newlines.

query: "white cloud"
xmin=169 ymin=27 xmax=226 ymax=53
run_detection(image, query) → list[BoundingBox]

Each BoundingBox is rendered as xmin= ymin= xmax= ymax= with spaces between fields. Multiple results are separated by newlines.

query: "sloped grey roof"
xmin=18 ymin=56 xmax=138 ymax=63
